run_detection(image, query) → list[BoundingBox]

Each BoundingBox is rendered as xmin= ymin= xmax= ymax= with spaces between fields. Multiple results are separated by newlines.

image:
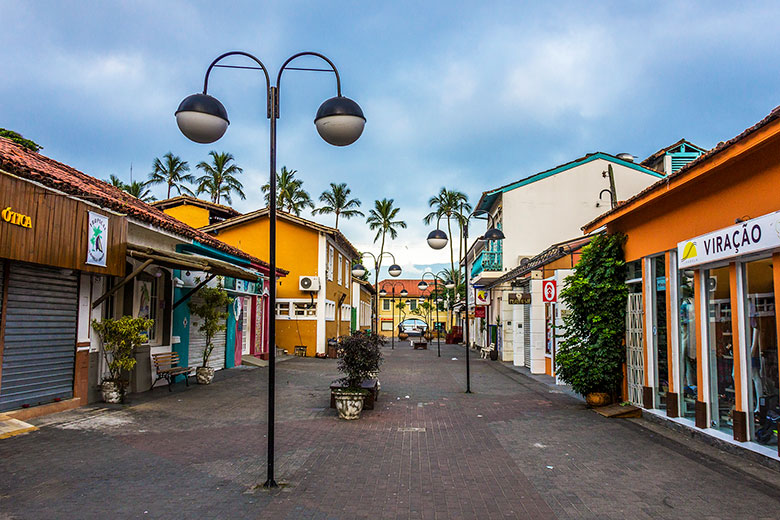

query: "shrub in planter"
xmin=92 ymin=316 xmax=154 ymax=403
xmin=189 ymin=285 xmax=233 ymax=385
xmin=555 ymin=233 xmax=628 ymax=404
xmin=333 ymin=331 xmax=384 ymax=419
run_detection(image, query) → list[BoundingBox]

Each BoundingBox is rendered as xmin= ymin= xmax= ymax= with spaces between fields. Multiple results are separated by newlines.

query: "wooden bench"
xmin=330 ymin=379 xmax=379 ymax=410
xmin=151 ymin=352 xmax=194 ymax=391
xmin=480 ymin=343 xmax=495 ymax=359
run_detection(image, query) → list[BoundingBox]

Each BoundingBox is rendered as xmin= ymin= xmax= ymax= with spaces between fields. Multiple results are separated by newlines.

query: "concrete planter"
xmin=333 ymin=389 xmax=366 ymax=420
xmin=196 ymin=367 xmax=215 ymax=385
xmin=101 ymin=381 xmax=122 ymax=403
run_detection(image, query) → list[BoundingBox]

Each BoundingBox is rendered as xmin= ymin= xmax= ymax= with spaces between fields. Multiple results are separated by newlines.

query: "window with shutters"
xmin=327 ymin=246 xmax=334 ymax=281
xmin=338 ymin=253 xmax=343 ymax=285
xmin=383 ymin=299 xmax=391 ymax=311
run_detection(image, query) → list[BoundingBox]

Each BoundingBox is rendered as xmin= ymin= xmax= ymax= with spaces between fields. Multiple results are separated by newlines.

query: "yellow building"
xmin=152 ymin=195 xmax=240 ymax=228
xmin=376 ymin=279 xmax=445 ymax=338
xmin=199 ymin=208 xmax=360 ymax=356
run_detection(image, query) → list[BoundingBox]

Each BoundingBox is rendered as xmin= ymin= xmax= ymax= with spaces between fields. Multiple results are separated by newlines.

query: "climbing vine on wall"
xmin=556 ymin=232 xmax=628 ymax=396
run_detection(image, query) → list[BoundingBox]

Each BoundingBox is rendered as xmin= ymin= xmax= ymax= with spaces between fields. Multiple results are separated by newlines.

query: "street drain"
xmin=398 ymin=427 xmax=426 ymax=432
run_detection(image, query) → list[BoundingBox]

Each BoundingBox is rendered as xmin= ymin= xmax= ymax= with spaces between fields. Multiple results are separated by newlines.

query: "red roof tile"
xmin=0 ymin=137 xmax=286 ymax=275
xmin=377 ymin=279 xmax=442 ymax=298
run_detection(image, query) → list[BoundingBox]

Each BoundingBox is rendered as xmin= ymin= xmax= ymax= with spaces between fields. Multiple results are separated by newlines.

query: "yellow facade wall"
xmin=162 ymin=205 xmax=211 ymax=229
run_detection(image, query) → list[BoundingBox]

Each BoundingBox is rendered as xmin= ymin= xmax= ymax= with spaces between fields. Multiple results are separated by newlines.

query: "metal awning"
xmin=126 ymin=244 xmax=261 ymax=282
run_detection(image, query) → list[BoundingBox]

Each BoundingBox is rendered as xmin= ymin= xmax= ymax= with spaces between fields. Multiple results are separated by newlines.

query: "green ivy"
xmin=555 ymin=233 xmax=628 ymax=396
xmin=92 ymin=315 xmax=154 ymax=384
xmin=0 ymin=128 xmax=42 ymax=152
xmin=188 ymin=285 xmax=233 ymax=367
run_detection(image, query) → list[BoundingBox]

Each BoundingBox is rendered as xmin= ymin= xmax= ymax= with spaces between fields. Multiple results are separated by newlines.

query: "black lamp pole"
xmin=419 ymin=271 xmax=451 ymax=358
xmin=380 ymin=280 xmax=405 ymax=350
xmin=176 ymin=51 xmax=365 ymax=489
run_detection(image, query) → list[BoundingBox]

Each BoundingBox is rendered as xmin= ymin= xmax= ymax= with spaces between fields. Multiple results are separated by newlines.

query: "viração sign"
xmin=678 ymin=210 xmax=780 ymax=268
xmin=1 ymin=206 xmax=32 ymax=228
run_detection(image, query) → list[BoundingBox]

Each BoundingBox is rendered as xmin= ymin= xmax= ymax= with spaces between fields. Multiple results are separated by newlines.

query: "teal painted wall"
xmin=172 ymin=270 xmax=191 ymax=382
xmin=225 ymin=294 xmax=237 ymax=369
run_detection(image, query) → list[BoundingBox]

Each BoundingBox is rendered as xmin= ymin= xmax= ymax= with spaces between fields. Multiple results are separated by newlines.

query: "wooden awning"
xmin=126 ymin=244 xmax=262 ymax=282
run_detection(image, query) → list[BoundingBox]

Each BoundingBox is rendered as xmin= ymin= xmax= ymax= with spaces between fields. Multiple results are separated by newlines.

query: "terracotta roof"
xmin=639 ymin=138 xmax=706 ymax=167
xmin=201 ymin=207 xmax=360 ymax=259
xmin=0 ymin=137 xmax=286 ymax=275
xmin=151 ymin=195 xmax=240 ymax=218
xmin=377 ymin=279 xmax=439 ymax=298
xmin=584 ymin=105 xmax=780 ymax=232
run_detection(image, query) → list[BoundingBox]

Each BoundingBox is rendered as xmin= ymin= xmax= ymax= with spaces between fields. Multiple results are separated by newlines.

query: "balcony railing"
xmin=471 ymin=250 xmax=502 ymax=278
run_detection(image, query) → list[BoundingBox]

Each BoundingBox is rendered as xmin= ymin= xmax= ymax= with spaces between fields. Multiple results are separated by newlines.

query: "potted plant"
xmin=92 ymin=315 xmax=154 ymax=403
xmin=188 ymin=285 xmax=233 ymax=384
xmin=332 ymin=331 xmax=383 ymax=420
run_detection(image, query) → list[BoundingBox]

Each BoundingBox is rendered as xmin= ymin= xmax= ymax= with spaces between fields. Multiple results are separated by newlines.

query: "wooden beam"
xmin=173 ymin=274 xmax=216 ymax=310
xmin=92 ymin=259 xmax=153 ymax=310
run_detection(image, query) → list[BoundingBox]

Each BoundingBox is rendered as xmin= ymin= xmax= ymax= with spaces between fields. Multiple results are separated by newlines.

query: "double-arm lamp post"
xmin=351 ymin=252 xmax=401 ymax=334
xmin=378 ymin=281 xmax=407 ymax=349
xmin=426 ymin=210 xmax=504 ymax=393
xmin=417 ymin=272 xmax=455 ymax=357
xmin=175 ymin=51 xmax=365 ymax=488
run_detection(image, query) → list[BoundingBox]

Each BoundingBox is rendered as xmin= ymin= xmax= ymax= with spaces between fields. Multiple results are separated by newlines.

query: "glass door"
xmin=679 ymin=268 xmax=697 ymax=420
xmin=743 ymin=257 xmax=778 ymax=445
xmin=652 ymin=256 xmax=668 ymax=409
xmin=706 ymin=266 xmax=734 ymax=433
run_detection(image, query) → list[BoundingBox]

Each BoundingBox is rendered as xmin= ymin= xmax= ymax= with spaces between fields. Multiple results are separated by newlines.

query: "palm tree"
xmin=261 ymin=166 xmax=314 ymax=216
xmin=312 ymin=182 xmax=363 ymax=229
xmin=195 ymin=151 xmax=245 ymax=205
xmin=148 ymin=152 xmax=195 ymax=199
xmin=107 ymin=174 xmax=125 ymax=188
xmin=123 ymin=180 xmax=156 ymax=203
xmin=366 ymin=198 xmax=406 ymax=288
xmin=423 ymin=188 xmax=471 ymax=284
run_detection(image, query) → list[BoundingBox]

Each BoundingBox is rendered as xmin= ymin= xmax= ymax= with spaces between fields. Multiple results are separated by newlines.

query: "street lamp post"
xmin=418 ymin=271 xmax=454 ymax=358
xmin=176 ymin=51 xmax=365 ymax=488
xmin=379 ymin=281 xmax=407 ymax=350
xmin=426 ymin=211 xmax=504 ymax=393
xmin=351 ymin=252 xmax=401 ymax=334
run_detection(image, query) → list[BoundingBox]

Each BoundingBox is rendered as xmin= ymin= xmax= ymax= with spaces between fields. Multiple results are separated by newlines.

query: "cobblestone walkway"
xmin=3 ymin=342 xmax=780 ymax=519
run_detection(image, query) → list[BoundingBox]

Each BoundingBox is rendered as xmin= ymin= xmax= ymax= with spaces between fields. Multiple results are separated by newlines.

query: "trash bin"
xmin=327 ymin=338 xmax=338 ymax=359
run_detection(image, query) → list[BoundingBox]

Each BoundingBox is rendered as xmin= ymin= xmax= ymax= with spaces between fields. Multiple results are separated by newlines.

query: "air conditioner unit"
xmin=299 ymin=276 xmax=321 ymax=292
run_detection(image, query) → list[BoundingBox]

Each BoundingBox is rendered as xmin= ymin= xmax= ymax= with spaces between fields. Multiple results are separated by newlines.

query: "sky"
xmin=3 ymin=1 xmax=780 ymax=279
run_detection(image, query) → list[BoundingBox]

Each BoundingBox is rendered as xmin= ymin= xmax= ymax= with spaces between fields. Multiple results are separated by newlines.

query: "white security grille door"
xmin=242 ymin=297 xmax=250 ymax=355
xmin=626 ymin=293 xmax=645 ymax=406
xmin=188 ymin=295 xmax=227 ymax=370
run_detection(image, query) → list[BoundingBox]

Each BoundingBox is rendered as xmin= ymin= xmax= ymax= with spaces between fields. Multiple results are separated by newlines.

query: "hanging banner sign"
xmin=474 ymin=307 xmax=486 ymax=318
xmin=86 ymin=211 xmax=109 ymax=267
xmin=475 ymin=288 xmax=489 ymax=306
xmin=542 ymin=280 xmax=557 ymax=303
xmin=508 ymin=292 xmax=532 ymax=304
xmin=678 ymin=210 xmax=780 ymax=268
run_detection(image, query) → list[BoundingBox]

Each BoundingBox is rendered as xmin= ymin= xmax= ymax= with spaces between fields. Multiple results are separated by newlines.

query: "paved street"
xmin=3 ymin=342 xmax=780 ymax=519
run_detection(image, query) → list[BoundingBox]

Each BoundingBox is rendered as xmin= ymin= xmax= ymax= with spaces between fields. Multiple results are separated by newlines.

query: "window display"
xmin=653 ymin=256 xmax=668 ymax=409
xmin=743 ymin=258 xmax=778 ymax=446
xmin=679 ymin=268 xmax=697 ymax=420
xmin=707 ymin=266 xmax=734 ymax=433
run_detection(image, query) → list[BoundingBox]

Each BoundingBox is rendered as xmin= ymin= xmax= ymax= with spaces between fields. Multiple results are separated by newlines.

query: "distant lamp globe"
xmin=388 ymin=264 xmax=402 ymax=277
xmin=351 ymin=263 xmax=367 ymax=278
xmin=444 ymin=280 xmax=456 ymax=289
xmin=426 ymin=229 xmax=448 ymax=250
xmin=417 ymin=281 xmax=428 ymax=291
xmin=400 ymin=289 xmax=408 ymax=297
xmin=314 ymin=96 xmax=366 ymax=146
xmin=483 ymin=227 xmax=505 ymax=241
xmin=379 ymin=288 xmax=387 ymax=297
xmin=175 ymin=93 xmax=230 ymax=144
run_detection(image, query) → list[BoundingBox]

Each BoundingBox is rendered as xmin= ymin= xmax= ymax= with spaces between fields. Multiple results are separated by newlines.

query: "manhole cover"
xmin=398 ymin=427 xmax=426 ymax=432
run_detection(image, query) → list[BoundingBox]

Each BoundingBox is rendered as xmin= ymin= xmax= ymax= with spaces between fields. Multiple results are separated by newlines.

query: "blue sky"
xmin=3 ymin=1 xmax=780 ymax=278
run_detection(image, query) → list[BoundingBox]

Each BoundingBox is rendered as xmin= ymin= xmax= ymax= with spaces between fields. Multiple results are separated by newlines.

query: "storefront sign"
xmin=678 ymin=210 xmax=780 ymax=268
xmin=475 ymin=288 xmax=489 ymax=306
xmin=542 ymin=280 xmax=557 ymax=303
xmin=508 ymin=292 xmax=532 ymax=304
xmin=1 ymin=206 xmax=32 ymax=228
xmin=86 ymin=211 xmax=109 ymax=267
xmin=474 ymin=307 xmax=486 ymax=318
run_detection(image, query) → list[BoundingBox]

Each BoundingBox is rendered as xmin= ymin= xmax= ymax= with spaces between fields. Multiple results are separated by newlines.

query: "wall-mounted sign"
xmin=475 ymin=288 xmax=489 ymax=306
xmin=474 ymin=307 xmax=486 ymax=318
xmin=508 ymin=292 xmax=532 ymax=304
xmin=1 ymin=206 xmax=32 ymax=228
xmin=86 ymin=211 xmax=109 ymax=267
xmin=542 ymin=280 xmax=557 ymax=303
xmin=678 ymin=210 xmax=780 ymax=268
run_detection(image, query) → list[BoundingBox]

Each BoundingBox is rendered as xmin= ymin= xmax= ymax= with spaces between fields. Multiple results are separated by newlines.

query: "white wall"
xmin=500 ymin=158 xmax=660 ymax=266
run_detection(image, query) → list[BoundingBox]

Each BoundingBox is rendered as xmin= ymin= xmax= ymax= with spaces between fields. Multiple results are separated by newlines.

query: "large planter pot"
xmin=101 ymin=381 xmax=122 ymax=403
xmin=585 ymin=392 xmax=611 ymax=407
xmin=398 ymin=333 xmax=408 ymax=341
xmin=489 ymin=349 xmax=499 ymax=361
xmin=333 ymin=389 xmax=366 ymax=420
xmin=196 ymin=367 xmax=215 ymax=385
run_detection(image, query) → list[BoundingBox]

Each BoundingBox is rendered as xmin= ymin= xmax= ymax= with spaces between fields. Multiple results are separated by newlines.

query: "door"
xmin=188 ymin=294 xmax=227 ymax=370
xmin=241 ymin=297 xmax=250 ymax=356
xmin=0 ymin=263 xmax=78 ymax=412
xmin=626 ymin=293 xmax=645 ymax=406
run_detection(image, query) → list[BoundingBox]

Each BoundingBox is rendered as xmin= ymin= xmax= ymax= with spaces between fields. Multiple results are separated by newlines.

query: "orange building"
xmin=584 ymin=106 xmax=780 ymax=455
xmin=152 ymin=195 xmax=240 ymax=228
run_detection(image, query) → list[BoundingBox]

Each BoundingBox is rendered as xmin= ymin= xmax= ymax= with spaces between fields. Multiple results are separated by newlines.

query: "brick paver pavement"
xmin=3 ymin=342 xmax=780 ymax=519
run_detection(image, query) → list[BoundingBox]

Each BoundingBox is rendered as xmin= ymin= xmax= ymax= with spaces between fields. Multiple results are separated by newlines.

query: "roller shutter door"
xmin=188 ymin=295 xmax=226 ymax=370
xmin=522 ymin=282 xmax=531 ymax=369
xmin=0 ymin=263 xmax=77 ymax=411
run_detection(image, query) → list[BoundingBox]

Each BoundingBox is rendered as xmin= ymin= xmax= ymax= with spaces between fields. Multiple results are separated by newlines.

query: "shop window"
xmin=743 ymin=257 xmax=778 ymax=445
xmin=276 ymin=302 xmax=290 ymax=317
xmin=651 ymin=255 xmax=668 ymax=409
xmin=706 ymin=266 xmax=734 ymax=433
xmin=381 ymin=321 xmax=393 ymax=331
xmin=135 ymin=276 xmax=161 ymax=345
xmin=293 ymin=302 xmax=317 ymax=317
xmin=626 ymin=260 xmax=643 ymax=294
xmin=382 ymin=299 xmax=391 ymax=311
xmin=679 ymin=267 xmax=697 ymax=420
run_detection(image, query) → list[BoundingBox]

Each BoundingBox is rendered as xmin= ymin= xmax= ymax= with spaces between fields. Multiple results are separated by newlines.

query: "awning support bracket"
xmin=173 ymin=274 xmax=217 ymax=310
xmin=92 ymin=259 xmax=154 ymax=310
